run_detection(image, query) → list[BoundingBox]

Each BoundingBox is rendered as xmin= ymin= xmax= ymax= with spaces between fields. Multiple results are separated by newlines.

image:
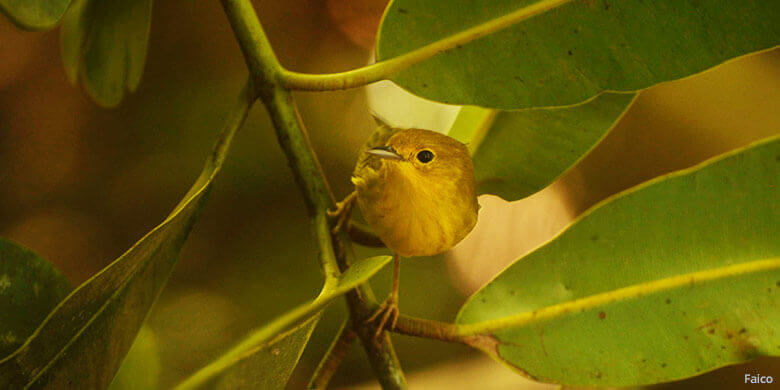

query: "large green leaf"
xmin=60 ymin=0 xmax=153 ymax=107
xmin=0 ymin=239 xmax=71 ymax=358
xmin=175 ymin=255 xmax=393 ymax=389
xmin=456 ymin=135 xmax=780 ymax=386
xmin=0 ymin=85 xmax=251 ymax=389
xmin=449 ymin=93 xmax=635 ymax=200
xmin=377 ymin=0 xmax=780 ymax=109
xmin=0 ymin=0 xmax=70 ymax=30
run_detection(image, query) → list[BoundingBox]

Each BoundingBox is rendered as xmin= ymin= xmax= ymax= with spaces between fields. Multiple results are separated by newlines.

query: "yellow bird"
xmin=332 ymin=123 xmax=479 ymax=335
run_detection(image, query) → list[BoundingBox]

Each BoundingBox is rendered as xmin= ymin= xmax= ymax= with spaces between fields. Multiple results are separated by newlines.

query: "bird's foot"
xmin=327 ymin=191 xmax=357 ymax=234
xmin=365 ymin=295 xmax=399 ymax=340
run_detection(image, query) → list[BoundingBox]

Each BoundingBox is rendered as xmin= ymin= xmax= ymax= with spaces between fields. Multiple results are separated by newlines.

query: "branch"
xmin=347 ymin=220 xmax=385 ymax=248
xmin=307 ymin=318 xmax=357 ymax=390
xmin=278 ymin=0 xmax=574 ymax=91
xmin=219 ymin=0 xmax=407 ymax=388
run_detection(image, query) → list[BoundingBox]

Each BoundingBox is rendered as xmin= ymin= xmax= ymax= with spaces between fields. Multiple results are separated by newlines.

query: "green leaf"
xmin=109 ymin=326 xmax=160 ymax=390
xmin=0 ymin=84 xmax=251 ymax=389
xmin=175 ymin=255 xmax=393 ymax=389
xmin=0 ymin=239 xmax=71 ymax=358
xmin=377 ymin=0 xmax=780 ymax=109
xmin=60 ymin=0 xmax=153 ymax=107
xmin=449 ymin=93 xmax=635 ymax=201
xmin=456 ymin=135 xmax=780 ymax=386
xmin=0 ymin=0 xmax=70 ymax=30
xmin=215 ymin=317 xmax=318 ymax=390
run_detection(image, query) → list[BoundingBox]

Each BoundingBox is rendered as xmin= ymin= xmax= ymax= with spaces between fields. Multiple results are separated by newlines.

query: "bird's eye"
xmin=416 ymin=149 xmax=434 ymax=163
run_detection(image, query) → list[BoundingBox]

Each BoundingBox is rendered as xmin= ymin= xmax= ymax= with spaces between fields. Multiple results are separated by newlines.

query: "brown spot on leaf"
xmin=665 ymin=298 xmax=671 ymax=304
xmin=598 ymin=311 xmax=606 ymax=319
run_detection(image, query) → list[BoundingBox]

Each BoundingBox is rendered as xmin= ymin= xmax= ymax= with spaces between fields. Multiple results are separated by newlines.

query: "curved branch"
xmin=279 ymin=0 xmax=573 ymax=91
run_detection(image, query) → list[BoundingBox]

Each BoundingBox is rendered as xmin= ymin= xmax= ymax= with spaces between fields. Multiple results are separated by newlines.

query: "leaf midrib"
xmin=457 ymin=257 xmax=780 ymax=336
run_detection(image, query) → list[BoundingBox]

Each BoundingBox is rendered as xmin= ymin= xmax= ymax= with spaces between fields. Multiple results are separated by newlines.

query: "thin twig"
xmin=307 ymin=318 xmax=357 ymax=390
xmin=347 ymin=220 xmax=385 ymax=248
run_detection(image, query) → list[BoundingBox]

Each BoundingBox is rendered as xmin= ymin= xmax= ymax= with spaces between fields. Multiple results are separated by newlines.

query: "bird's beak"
xmin=367 ymin=146 xmax=403 ymax=160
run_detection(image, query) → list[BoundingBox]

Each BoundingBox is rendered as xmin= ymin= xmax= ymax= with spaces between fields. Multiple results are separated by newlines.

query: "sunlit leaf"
xmin=0 ymin=85 xmax=251 ymax=389
xmin=175 ymin=255 xmax=393 ymax=389
xmin=0 ymin=0 xmax=70 ymax=30
xmin=378 ymin=0 xmax=780 ymax=109
xmin=457 ymin=135 xmax=780 ymax=385
xmin=449 ymin=93 xmax=635 ymax=200
xmin=0 ymin=238 xmax=71 ymax=358
xmin=60 ymin=0 xmax=153 ymax=107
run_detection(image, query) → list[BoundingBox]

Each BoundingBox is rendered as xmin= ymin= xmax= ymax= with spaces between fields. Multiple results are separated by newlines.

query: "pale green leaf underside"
xmin=0 ymin=239 xmax=71 ymax=358
xmin=60 ymin=0 xmax=153 ymax=107
xmin=449 ymin=92 xmax=635 ymax=201
xmin=457 ymin=135 xmax=780 ymax=385
xmin=175 ymin=255 xmax=393 ymax=389
xmin=377 ymin=0 xmax=780 ymax=109
xmin=0 ymin=86 xmax=250 ymax=389
xmin=0 ymin=0 xmax=70 ymax=30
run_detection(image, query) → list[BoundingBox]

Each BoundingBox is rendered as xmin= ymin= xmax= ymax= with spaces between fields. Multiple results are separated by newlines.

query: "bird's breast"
xmin=353 ymin=163 xmax=477 ymax=257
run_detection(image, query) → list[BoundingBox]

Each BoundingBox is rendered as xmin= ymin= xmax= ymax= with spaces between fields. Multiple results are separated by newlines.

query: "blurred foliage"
xmin=0 ymin=0 xmax=778 ymax=388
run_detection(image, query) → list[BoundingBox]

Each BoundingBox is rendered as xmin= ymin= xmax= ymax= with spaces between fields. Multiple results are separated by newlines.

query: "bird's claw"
xmin=365 ymin=296 xmax=399 ymax=340
xmin=328 ymin=192 xmax=356 ymax=234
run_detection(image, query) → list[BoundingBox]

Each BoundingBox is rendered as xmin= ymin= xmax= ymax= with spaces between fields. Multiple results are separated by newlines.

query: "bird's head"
xmin=367 ymin=128 xmax=474 ymax=183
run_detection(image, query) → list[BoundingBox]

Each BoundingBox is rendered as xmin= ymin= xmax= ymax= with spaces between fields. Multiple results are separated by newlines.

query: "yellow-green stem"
xmin=279 ymin=0 xmax=574 ymax=91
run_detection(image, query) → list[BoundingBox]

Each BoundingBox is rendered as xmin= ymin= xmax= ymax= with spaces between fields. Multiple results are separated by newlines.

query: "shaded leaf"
xmin=457 ymin=135 xmax=780 ymax=385
xmin=0 ymin=85 xmax=251 ymax=389
xmin=449 ymin=93 xmax=635 ymax=200
xmin=0 ymin=238 xmax=71 ymax=358
xmin=0 ymin=0 xmax=70 ymax=30
xmin=109 ymin=326 xmax=160 ymax=390
xmin=377 ymin=0 xmax=780 ymax=109
xmin=60 ymin=0 xmax=153 ymax=107
xmin=175 ymin=255 xmax=393 ymax=389
xmin=215 ymin=317 xmax=318 ymax=390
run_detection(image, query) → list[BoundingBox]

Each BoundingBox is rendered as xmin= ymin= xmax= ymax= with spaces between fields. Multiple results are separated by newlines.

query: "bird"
xmin=330 ymin=121 xmax=479 ymax=337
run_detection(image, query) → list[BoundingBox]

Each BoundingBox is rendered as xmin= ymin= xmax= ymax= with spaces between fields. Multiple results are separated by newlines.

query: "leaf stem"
xmin=307 ymin=318 xmax=357 ymax=390
xmin=278 ymin=0 xmax=574 ymax=91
